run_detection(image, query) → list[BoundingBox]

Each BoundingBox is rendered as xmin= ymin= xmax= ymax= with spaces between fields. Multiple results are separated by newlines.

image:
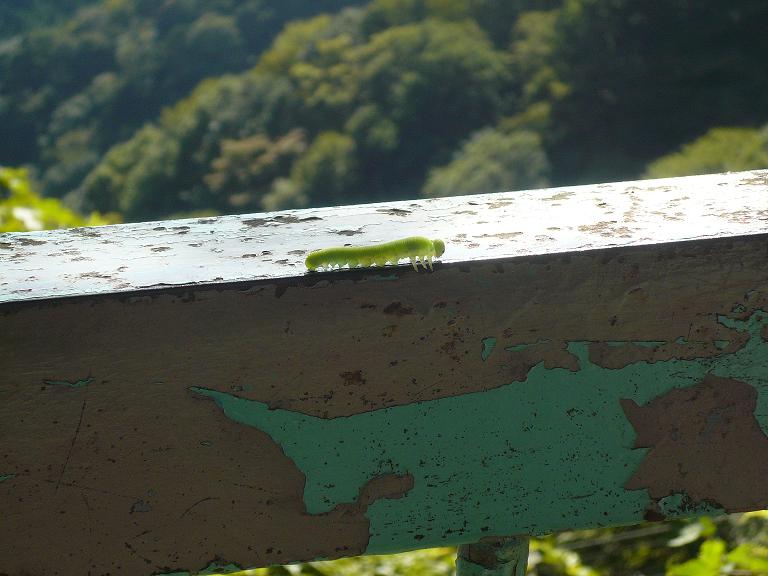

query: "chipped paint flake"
xmin=622 ymin=373 xmax=768 ymax=512
xmin=481 ymin=337 xmax=497 ymax=361
xmin=190 ymin=309 xmax=768 ymax=555
xmin=43 ymin=377 xmax=94 ymax=388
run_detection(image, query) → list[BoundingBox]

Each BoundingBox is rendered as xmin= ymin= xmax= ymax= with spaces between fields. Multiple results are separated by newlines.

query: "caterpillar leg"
xmin=410 ymin=256 xmax=419 ymax=271
xmin=426 ymin=256 xmax=433 ymax=271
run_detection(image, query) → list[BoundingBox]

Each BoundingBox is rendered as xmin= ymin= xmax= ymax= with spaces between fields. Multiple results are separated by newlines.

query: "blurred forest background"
xmin=3 ymin=0 xmax=768 ymax=574
xmin=3 ymin=0 xmax=768 ymax=230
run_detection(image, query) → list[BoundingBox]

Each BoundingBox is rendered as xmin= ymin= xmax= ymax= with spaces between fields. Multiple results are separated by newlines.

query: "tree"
xmin=204 ymin=129 xmax=307 ymax=210
xmin=509 ymin=9 xmax=564 ymax=107
xmin=645 ymin=126 xmax=768 ymax=178
xmin=0 ymin=166 xmax=117 ymax=232
xmin=281 ymin=131 xmax=358 ymax=207
xmin=348 ymin=18 xmax=511 ymax=195
xmin=78 ymin=12 xmax=512 ymax=218
xmin=423 ymin=128 xmax=550 ymax=197
xmin=0 ymin=0 xmax=98 ymax=39
xmin=76 ymin=73 xmax=300 ymax=219
xmin=360 ymin=0 xmax=559 ymax=46
xmin=549 ymin=0 xmax=768 ymax=183
xmin=0 ymin=0 xmax=366 ymax=200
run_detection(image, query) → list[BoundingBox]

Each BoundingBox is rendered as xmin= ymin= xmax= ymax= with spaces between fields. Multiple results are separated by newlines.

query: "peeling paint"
xmin=153 ymin=561 xmax=244 ymax=576
xmin=605 ymin=340 xmax=665 ymax=348
xmin=4 ymin=170 xmax=768 ymax=573
xmin=657 ymin=493 xmax=723 ymax=517
xmin=0 ymin=474 xmax=14 ymax=483
xmin=189 ymin=309 xmax=768 ymax=555
xmin=589 ymin=326 xmax=748 ymax=370
xmin=43 ymin=377 xmax=93 ymax=388
xmin=504 ymin=340 xmax=546 ymax=352
xmin=622 ymin=373 xmax=768 ymax=512
xmin=481 ymin=337 xmax=497 ymax=361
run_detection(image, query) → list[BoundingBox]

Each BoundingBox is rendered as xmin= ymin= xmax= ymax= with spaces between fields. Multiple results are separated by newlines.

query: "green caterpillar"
xmin=305 ymin=236 xmax=446 ymax=272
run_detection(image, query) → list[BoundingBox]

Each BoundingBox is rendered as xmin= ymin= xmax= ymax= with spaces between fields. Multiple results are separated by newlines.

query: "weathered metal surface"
xmin=2 ymin=171 xmax=768 ymax=575
xmin=1 ymin=170 xmax=767 ymax=303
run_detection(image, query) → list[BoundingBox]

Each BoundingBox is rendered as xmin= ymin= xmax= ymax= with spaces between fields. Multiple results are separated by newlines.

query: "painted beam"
xmin=1 ymin=170 xmax=768 ymax=575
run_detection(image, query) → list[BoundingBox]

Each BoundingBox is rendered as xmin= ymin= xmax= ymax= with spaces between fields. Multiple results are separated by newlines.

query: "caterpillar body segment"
xmin=305 ymin=236 xmax=445 ymax=272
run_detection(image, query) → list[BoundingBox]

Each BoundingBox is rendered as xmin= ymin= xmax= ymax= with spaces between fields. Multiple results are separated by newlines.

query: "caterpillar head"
xmin=433 ymin=239 xmax=445 ymax=257
xmin=305 ymin=250 xmax=322 ymax=272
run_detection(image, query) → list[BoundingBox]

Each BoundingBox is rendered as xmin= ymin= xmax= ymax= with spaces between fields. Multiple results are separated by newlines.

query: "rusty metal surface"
xmin=2 ymin=170 xmax=767 ymax=303
xmin=3 ymin=171 xmax=768 ymax=575
xmin=3 ymin=234 xmax=768 ymax=574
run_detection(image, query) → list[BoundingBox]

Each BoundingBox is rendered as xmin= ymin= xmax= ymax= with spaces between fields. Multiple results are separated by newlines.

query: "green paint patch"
xmin=675 ymin=336 xmax=688 ymax=344
xmin=0 ymin=474 xmax=14 ymax=483
xmin=714 ymin=340 xmax=729 ymax=350
xmin=153 ymin=561 xmax=244 ymax=576
xmin=481 ymin=337 xmax=497 ymax=361
xmin=370 ymin=274 xmax=399 ymax=282
xmin=717 ymin=314 xmax=749 ymax=331
xmin=607 ymin=340 xmax=666 ymax=349
xmin=632 ymin=341 xmax=666 ymax=349
xmin=658 ymin=493 xmax=724 ymax=517
xmin=199 ymin=563 xmax=243 ymax=575
xmin=505 ymin=339 xmax=548 ymax=352
xmin=43 ymin=377 xmax=93 ymax=388
xmin=193 ymin=310 xmax=768 ymax=555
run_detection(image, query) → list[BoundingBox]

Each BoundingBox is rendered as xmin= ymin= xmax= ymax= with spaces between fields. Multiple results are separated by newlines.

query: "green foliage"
xmin=77 ymin=11 xmax=511 ymax=219
xmin=77 ymin=73 xmax=301 ymax=219
xmin=77 ymin=124 xmax=178 ymax=217
xmin=257 ymin=15 xmax=342 ymax=76
xmin=0 ymin=166 xmax=117 ymax=231
xmin=666 ymin=529 xmax=768 ymax=576
xmin=276 ymin=131 xmax=358 ymax=209
xmin=0 ymin=0 xmax=366 ymax=196
xmin=181 ymin=513 xmax=768 ymax=576
xmin=645 ymin=126 xmax=768 ymax=178
xmin=549 ymin=0 xmax=768 ymax=183
xmin=6 ymin=0 xmax=768 ymax=225
xmin=509 ymin=10 xmax=566 ymax=107
xmin=196 ymin=548 xmax=457 ymax=576
xmin=529 ymin=538 xmax=601 ymax=576
xmin=667 ymin=540 xmax=725 ymax=576
xmin=351 ymin=19 xmax=511 ymax=176
xmin=360 ymin=0 xmax=560 ymax=46
xmin=205 ymin=129 xmax=308 ymax=210
xmin=0 ymin=0 xmax=98 ymax=39
xmin=423 ymin=128 xmax=550 ymax=197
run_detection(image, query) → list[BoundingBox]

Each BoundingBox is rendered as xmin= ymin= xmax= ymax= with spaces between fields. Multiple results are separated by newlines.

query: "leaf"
xmin=666 ymin=539 xmax=725 ymax=576
xmin=668 ymin=517 xmax=716 ymax=548
xmin=727 ymin=543 xmax=768 ymax=573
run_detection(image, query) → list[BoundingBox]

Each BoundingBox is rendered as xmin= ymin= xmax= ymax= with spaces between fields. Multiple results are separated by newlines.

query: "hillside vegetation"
xmin=2 ymin=0 xmax=768 ymax=223
xmin=0 ymin=0 xmax=364 ymax=204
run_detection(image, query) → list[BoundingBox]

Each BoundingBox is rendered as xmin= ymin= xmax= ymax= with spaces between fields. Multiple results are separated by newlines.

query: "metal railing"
xmin=2 ymin=169 xmax=768 ymax=575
